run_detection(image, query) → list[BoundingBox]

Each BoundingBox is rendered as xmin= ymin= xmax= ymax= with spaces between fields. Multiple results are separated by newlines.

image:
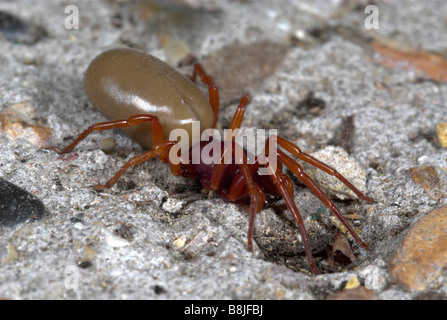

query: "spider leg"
xmin=276 ymin=136 xmax=374 ymax=203
xmin=52 ymin=114 xmax=179 ymax=189
xmin=52 ymin=115 xmax=164 ymax=154
xmin=189 ymin=64 xmax=219 ymax=128
xmin=227 ymin=143 xmax=294 ymax=252
xmin=210 ymin=95 xmax=251 ymax=190
xmin=265 ymin=155 xmax=319 ymax=274
xmin=93 ymin=140 xmax=177 ymax=190
xmin=277 ymin=149 xmax=370 ymax=250
xmin=227 ymin=164 xmax=260 ymax=200
xmin=227 ymin=143 xmax=264 ymax=251
xmin=228 ymin=157 xmax=293 ymax=199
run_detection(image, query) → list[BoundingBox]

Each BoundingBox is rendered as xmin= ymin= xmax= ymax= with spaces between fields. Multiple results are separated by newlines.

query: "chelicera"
xmin=53 ymin=48 xmax=374 ymax=273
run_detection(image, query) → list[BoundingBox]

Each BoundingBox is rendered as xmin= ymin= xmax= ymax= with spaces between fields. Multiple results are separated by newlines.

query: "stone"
xmin=0 ymin=178 xmax=46 ymax=226
xmin=408 ymin=166 xmax=445 ymax=201
xmin=304 ymin=146 xmax=368 ymax=200
xmin=327 ymin=285 xmax=378 ymax=300
xmin=437 ymin=123 xmax=447 ymax=148
xmin=389 ymin=205 xmax=447 ymax=290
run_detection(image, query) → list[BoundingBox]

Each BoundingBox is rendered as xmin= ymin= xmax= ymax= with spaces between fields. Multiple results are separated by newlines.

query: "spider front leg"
xmin=52 ymin=115 xmax=164 ymax=154
xmin=92 ymin=140 xmax=177 ymax=190
xmin=52 ymin=114 xmax=175 ymax=190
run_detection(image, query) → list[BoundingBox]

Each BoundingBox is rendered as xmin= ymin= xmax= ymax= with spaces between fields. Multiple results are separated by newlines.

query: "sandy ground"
xmin=0 ymin=0 xmax=447 ymax=300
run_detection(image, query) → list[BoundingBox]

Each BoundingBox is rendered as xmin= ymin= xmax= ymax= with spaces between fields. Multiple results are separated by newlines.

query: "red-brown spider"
xmin=53 ymin=48 xmax=374 ymax=273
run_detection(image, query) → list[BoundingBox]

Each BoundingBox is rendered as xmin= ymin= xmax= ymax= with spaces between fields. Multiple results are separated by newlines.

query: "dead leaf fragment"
xmin=328 ymin=232 xmax=356 ymax=269
xmin=372 ymin=41 xmax=447 ymax=82
xmin=0 ymin=101 xmax=52 ymax=148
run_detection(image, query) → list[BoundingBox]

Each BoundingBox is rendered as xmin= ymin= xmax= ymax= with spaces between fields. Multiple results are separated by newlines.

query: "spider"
xmin=53 ymin=48 xmax=374 ymax=273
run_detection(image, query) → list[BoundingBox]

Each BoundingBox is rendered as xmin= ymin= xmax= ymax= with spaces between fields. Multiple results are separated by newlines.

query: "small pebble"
xmin=304 ymin=146 xmax=368 ymax=200
xmin=359 ymin=265 xmax=388 ymax=291
xmin=389 ymin=205 xmax=447 ymax=290
xmin=182 ymin=231 xmax=211 ymax=258
xmin=174 ymin=235 xmax=187 ymax=248
xmin=345 ymin=275 xmax=360 ymax=290
xmin=99 ymin=137 xmax=115 ymax=153
xmin=152 ymin=284 xmax=166 ymax=295
xmin=408 ymin=166 xmax=445 ymax=201
xmin=74 ymin=222 xmax=84 ymax=230
xmin=0 ymin=102 xmax=52 ymax=148
xmin=327 ymin=285 xmax=378 ymax=300
xmin=0 ymin=11 xmax=47 ymax=44
xmin=162 ymin=198 xmax=185 ymax=213
xmin=114 ymin=222 xmax=134 ymax=242
xmin=104 ymin=230 xmax=130 ymax=247
xmin=3 ymin=243 xmax=19 ymax=264
xmin=160 ymin=34 xmax=192 ymax=66
xmin=80 ymin=244 xmax=97 ymax=263
xmin=436 ymin=123 xmax=447 ymax=148
xmin=0 ymin=178 xmax=46 ymax=226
